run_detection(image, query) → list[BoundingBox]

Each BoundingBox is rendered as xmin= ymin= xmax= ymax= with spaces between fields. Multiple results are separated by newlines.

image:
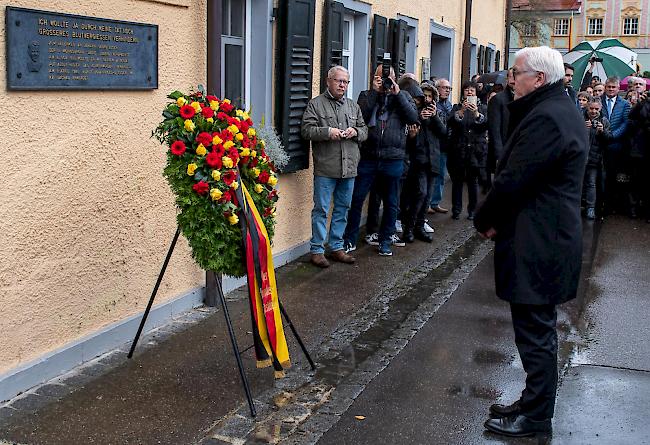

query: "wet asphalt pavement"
xmin=1 ymin=201 xmax=649 ymax=444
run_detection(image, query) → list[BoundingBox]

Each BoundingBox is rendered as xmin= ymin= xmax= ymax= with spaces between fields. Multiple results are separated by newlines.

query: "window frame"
xmin=587 ymin=18 xmax=603 ymax=35
xmin=622 ymin=17 xmax=639 ymax=35
xmin=342 ymin=14 xmax=355 ymax=99
xmin=521 ymin=22 xmax=535 ymax=37
xmin=553 ymin=18 xmax=570 ymax=36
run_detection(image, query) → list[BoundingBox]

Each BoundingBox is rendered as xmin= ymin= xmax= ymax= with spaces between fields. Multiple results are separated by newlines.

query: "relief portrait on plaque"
xmin=27 ymin=41 xmax=42 ymax=72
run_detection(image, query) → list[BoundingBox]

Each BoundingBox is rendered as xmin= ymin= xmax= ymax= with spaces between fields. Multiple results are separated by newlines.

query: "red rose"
xmin=192 ymin=180 xmax=210 ymax=195
xmin=213 ymin=144 xmax=225 ymax=157
xmin=222 ymin=170 xmax=237 ymax=186
xmin=179 ymin=105 xmax=195 ymax=119
xmin=246 ymin=118 xmax=253 ymax=126
xmin=196 ymin=132 xmax=213 ymax=147
xmin=201 ymin=107 xmax=214 ymax=119
xmin=217 ymin=112 xmax=230 ymax=121
xmin=206 ymin=95 xmax=218 ymax=102
xmin=241 ymin=137 xmax=250 ymax=148
xmin=258 ymin=171 xmax=270 ymax=184
xmin=220 ymin=102 xmax=234 ymax=113
xmin=250 ymin=157 xmax=259 ymax=168
xmin=263 ymin=207 xmax=274 ymax=217
xmin=205 ymin=151 xmax=222 ymax=168
xmin=221 ymin=190 xmax=233 ymax=203
xmin=240 ymin=156 xmax=250 ymax=165
xmin=170 ymin=140 xmax=186 ymax=156
xmin=240 ymin=122 xmax=249 ymax=133
xmin=269 ymin=190 xmax=278 ymax=201
xmin=228 ymin=147 xmax=239 ymax=159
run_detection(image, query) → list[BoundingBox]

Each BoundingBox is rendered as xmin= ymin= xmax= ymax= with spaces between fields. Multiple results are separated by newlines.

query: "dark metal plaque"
xmin=6 ymin=7 xmax=158 ymax=90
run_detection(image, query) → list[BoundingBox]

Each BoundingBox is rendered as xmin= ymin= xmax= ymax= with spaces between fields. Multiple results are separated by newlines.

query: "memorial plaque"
xmin=5 ymin=7 xmax=158 ymax=90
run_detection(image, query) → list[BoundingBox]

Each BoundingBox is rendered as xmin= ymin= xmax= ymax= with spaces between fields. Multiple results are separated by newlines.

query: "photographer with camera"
xmin=583 ymin=98 xmax=611 ymax=220
xmin=580 ymin=57 xmax=602 ymax=91
xmin=626 ymin=89 xmax=650 ymax=222
xmin=343 ymin=57 xmax=419 ymax=256
xmin=447 ymin=81 xmax=489 ymax=221
xmin=399 ymin=82 xmax=446 ymax=243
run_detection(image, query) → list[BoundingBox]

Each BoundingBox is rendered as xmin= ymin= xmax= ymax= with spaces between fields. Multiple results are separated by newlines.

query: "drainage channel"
xmin=198 ymin=229 xmax=492 ymax=445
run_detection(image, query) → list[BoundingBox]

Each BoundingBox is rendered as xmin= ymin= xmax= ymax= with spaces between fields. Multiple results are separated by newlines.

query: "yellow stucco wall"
xmin=0 ymin=0 xmax=506 ymax=378
xmin=0 ymin=0 xmax=209 ymax=374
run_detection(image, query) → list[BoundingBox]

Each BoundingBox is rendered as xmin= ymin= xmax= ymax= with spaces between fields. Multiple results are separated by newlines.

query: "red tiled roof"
xmin=513 ymin=0 xmax=581 ymax=11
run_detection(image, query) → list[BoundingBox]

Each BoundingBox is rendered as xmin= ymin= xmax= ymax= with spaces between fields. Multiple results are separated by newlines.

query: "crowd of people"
xmin=301 ymin=57 xmax=650 ymax=267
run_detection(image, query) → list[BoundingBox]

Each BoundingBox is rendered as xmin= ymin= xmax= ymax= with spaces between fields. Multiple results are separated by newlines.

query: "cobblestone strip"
xmin=197 ymin=228 xmax=493 ymax=444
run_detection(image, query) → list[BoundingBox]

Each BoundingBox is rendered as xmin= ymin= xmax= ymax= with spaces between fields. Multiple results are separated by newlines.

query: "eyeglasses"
xmin=329 ymin=78 xmax=350 ymax=85
xmin=512 ymin=68 xmax=538 ymax=79
xmin=439 ymin=86 xmax=452 ymax=90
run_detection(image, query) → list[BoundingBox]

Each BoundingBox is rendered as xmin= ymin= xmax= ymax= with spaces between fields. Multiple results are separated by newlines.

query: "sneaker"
xmin=423 ymin=222 xmax=435 ymax=233
xmin=344 ymin=241 xmax=356 ymax=253
xmin=365 ymin=232 xmax=379 ymax=246
xmin=395 ymin=220 xmax=403 ymax=233
xmin=378 ymin=242 xmax=393 ymax=256
xmin=586 ymin=207 xmax=596 ymax=220
xmin=390 ymin=234 xmax=406 ymax=247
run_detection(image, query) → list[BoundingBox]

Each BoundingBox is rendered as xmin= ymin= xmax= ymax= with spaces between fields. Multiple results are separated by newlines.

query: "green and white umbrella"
xmin=563 ymin=38 xmax=637 ymax=90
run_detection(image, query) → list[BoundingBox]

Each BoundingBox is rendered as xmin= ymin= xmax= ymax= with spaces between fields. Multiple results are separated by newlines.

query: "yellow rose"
xmin=184 ymin=119 xmax=195 ymax=132
xmin=176 ymin=97 xmax=187 ymax=107
xmin=206 ymin=117 xmax=214 ymax=124
xmin=190 ymin=101 xmax=202 ymax=113
xmin=227 ymin=124 xmax=240 ymax=135
xmin=252 ymin=167 xmax=261 ymax=177
xmin=210 ymin=188 xmax=222 ymax=201
xmin=187 ymin=163 xmax=198 ymax=176
xmin=260 ymin=140 xmax=266 ymax=148
xmin=222 ymin=156 xmax=234 ymax=168
xmin=232 ymin=181 xmax=239 ymax=190
xmin=222 ymin=98 xmax=231 ymax=104
xmin=195 ymin=143 xmax=207 ymax=156
xmin=240 ymin=148 xmax=251 ymax=157
xmin=247 ymin=128 xmax=256 ymax=138
xmin=268 ymin=175 xmax=278 ymax=187
xmin=254 ymin=184 xmax=264 ymax=193
xmin=211 ymin=170 xmax=221 ymax=181
xmin=223 ymin=140 xmax=235 ymax=150
xmin=235 ymin=133 xmax=244 ymax=141
xmin=209 ymin=100 xmax=219 ymax=111
xmin=212 ymin=135 xmax=223 ymax=146
xmin=251 ymin=150 xmax=257 ymax=158
xmin=228 ymin=214 xmax=239 ymax=225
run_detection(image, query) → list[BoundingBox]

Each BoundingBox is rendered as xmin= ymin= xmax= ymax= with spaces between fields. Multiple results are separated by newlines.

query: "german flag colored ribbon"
xmin=235 ymin=178 xmax=290 ymax=378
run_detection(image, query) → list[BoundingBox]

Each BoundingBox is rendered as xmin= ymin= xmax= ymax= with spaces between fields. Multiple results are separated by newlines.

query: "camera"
xmin=382 ymin=53 xmax=394 ymax=91
xmin=590 ymin=56 xmax=604 ymax=63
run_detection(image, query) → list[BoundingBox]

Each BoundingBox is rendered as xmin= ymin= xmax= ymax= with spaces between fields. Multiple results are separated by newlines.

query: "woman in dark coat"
xmin=446 ymin=81 xmax=489 ymax=220
xmin=582 ymin=98 xmax=611 ymax=220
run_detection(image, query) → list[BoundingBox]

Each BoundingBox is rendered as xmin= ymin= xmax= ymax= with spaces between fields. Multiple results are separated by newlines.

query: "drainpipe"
xmin=206 ymin=0 xmax=222 ymax=307
xmin=504 ymin=0 xmax=512 ymax=68
xmin=461 ymin=0 xmax=473 ymax=85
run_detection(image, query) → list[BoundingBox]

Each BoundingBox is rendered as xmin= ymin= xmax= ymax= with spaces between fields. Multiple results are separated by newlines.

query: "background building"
xmin=0 ymin=0 xmax=507 ymax=401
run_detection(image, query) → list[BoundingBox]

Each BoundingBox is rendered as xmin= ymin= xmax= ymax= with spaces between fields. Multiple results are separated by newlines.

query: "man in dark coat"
xmin=474 ymin=46 xmax=588 ymax=438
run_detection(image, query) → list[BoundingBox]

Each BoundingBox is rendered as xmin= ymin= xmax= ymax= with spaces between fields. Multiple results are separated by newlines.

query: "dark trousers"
xmin=344 ymin=159 xmax=404 ymax=245
xmin=451 ymin=174 xmax=478 ymax=216
xmin=582 ymin=164 xmax=602 ymax=209
xmin=603 ymin=149 xmax=626 ymax=213
xmin=628 ymin=157 xmax=650 ymax=217
xmin=510 ymin=303 xmax=558 ymax=421
xmin=366 ymin=184 xmax=382 ymax=234
xmin=401 ymin=164 xmax=436 ymax=230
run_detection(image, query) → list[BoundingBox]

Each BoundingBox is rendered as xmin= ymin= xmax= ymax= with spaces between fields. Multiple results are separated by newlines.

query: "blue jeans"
xmin=344 ymin=159 xmax=404 ymax=245
xmin=310 ymin=176 xmax=355 ymax=254
xmin=430 ymin=152 xmax=447 ymax=207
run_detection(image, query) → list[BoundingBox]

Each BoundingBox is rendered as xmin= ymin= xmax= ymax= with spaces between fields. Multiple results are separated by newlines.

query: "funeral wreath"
xmin=154 ymin=86 xmax=279 ymax=277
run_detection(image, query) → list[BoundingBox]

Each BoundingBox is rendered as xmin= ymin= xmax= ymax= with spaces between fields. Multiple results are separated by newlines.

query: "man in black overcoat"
xmin=474 ymin=46 xmax=588 ymax=438
xmin=486 ymin=69 xmax=515 ymax=186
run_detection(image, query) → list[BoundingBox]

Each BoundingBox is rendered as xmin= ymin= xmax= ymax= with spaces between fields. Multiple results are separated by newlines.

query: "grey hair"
xmin=515 ymin=46 xmax=565 ymax=85
xmin=434 ymin=78 xmax=450 ymax=87
xmin=327 ymin=65 xmax=349 ymax=79
xmin=605 ymin=76 xmax=620 ymax=85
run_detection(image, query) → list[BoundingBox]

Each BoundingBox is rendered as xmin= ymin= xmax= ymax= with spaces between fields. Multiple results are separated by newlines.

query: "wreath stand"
xmin=126 ymin=227 xmax=315 ymax=417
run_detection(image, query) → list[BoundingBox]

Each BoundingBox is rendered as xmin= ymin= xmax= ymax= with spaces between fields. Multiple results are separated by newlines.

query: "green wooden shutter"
xmin=370 ymin=14 xmax=388 ymax=84
xmin=276 ymin=0 xmax=316 ymax=172
xmin=321 ymin=1 xmax=345 ymax=92
xmin=389 ymin=19 xmax=408 ymax=77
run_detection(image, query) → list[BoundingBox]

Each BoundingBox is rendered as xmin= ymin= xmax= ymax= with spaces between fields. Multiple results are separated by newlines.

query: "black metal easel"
xmin=127 ymin=228 xmax=316 ymax=417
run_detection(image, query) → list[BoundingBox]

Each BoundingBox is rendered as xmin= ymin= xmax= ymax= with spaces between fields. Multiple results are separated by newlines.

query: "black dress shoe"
xmin=489 ymin=400 xmax=521 ymax=418
xmin=452 ymin=213 xmax=460 ymax=220
xmin=467 ymin=211 xmax=475 ymax=220
xmin=403 ymin=230 xmax=415 ymax=243
xmin=413 ymin=228 xmax=433 ymax=243
xmin=484 ymin=414 xmax=551 ymax=438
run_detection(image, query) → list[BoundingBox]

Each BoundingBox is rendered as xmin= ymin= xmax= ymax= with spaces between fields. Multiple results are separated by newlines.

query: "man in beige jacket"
xmin=301 ymin=66 xmax=368 ymax=268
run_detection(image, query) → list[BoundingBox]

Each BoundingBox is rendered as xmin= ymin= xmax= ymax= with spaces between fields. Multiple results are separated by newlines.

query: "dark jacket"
xmin=447 ymin=101 xmax=489 ymax=182
xmin=487 ymin=87 xmax=514 ymax=172
xmin=583 ymin=110 xmax=611 ymax=167
xmin=357 ymin=89 xmax=419 ymax=161
xmin=437 ymin=98 xmax=453 ymax=154
xmin=474 ymin=81 xmax=589 ymax=305
xmin=626 ymin=99 xmax=650 ymax=159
